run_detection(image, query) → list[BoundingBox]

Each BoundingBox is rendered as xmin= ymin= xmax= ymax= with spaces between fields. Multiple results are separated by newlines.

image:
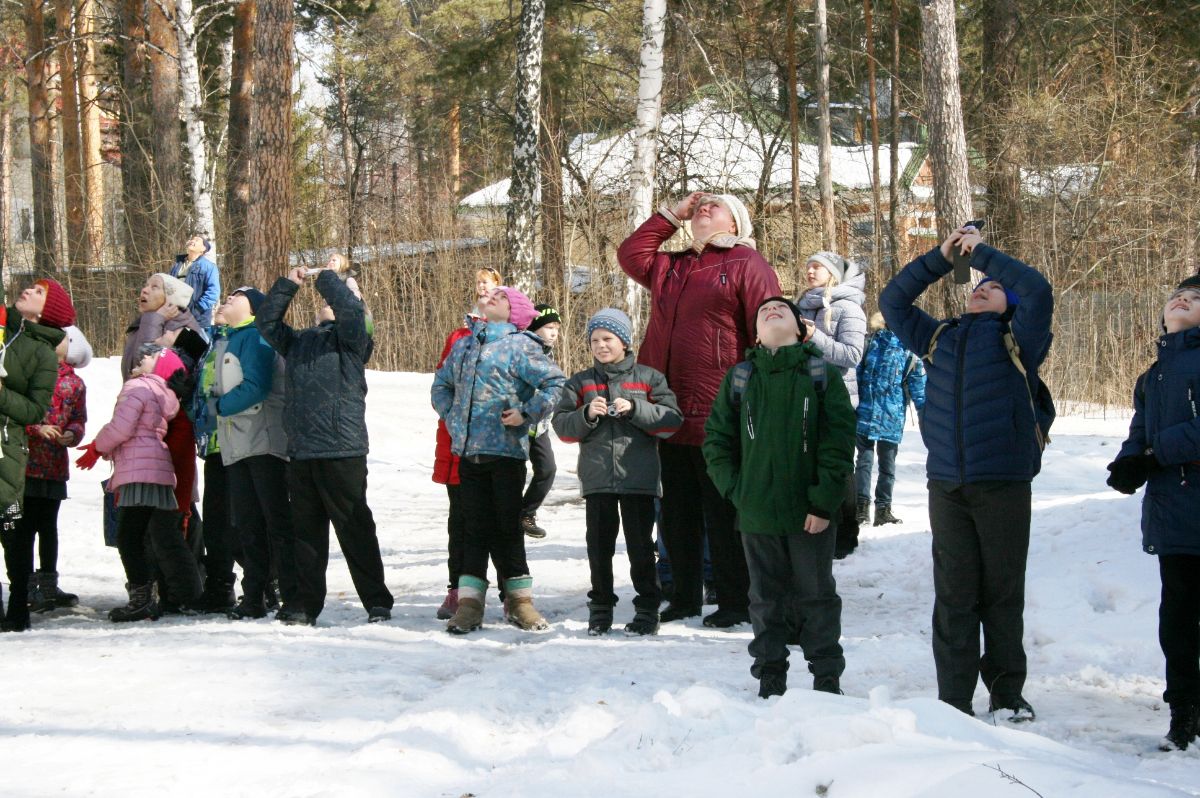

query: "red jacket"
xmin=26 ymin=363 xmax=87 ymax=484
xmin=618 ymin=212 xmax=781 ymax=445
xmin=432 ymin=324 xmax=472 ymax=485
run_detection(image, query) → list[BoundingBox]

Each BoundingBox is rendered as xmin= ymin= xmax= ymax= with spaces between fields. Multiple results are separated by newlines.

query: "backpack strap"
xmin=729 ymin=361 xmax=753 ymax=409
xmin=922 ymin=322 xmax=951 ymax=364
xmin=1002 ymin=322 xmax=1050 ymax=450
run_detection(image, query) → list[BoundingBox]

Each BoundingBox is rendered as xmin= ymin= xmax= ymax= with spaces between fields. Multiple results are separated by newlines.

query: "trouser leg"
xmin=690 ymin=446 xmax=748 ymax=613
xmin=875 ymin=440 xmax=898 ymax=508
xmin=521 ymin=432 xmax=557 ymax=515
xmin=287 ymin=460 xmax=332 ymax=617
xmin=620 ymin=494 xmax=661 ymax=610
xmin=227 ymin=458 xmax=272 ymax=602
xmin=929 ymin=480 xmax=984 ymax=711
xmin=311 ymin=456 xmax=393 ymax=611
xmin=658 ymin=442 xmax=704 ymax=608
xmin=742 ymin=533 xmax=792 ymax=677
xmin=585 ymin=493 xmax=620 ymax=606
xmin=854 ymin=433 xmax=875 ymax=502
xmin=1159 ymin=554 xmax=1200 ymax=706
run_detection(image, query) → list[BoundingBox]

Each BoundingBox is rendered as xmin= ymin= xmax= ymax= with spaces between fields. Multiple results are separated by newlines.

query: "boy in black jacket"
xmin=257 ymin=267 xmax=393 ymax=626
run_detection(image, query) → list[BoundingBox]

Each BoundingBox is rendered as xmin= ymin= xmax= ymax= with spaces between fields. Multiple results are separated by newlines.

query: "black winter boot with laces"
xmin=1160 ymin=703 xmax=1200 ymax=751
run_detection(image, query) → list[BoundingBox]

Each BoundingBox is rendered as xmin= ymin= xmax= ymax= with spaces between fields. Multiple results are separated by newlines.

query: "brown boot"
xmin=505 ymin=596 xmax=549 ymax=631
xmin=446 ymin=597 xmax=484 ymax=634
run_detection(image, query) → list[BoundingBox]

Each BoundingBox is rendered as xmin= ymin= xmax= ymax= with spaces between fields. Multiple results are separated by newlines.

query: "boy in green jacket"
xmin=703 ymin=297 xmax=856 ymax=698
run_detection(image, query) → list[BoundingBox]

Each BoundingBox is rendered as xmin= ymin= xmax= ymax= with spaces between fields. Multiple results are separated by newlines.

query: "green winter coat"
xmin=703 ymin=341 xmax=856 ymax=536
xmin=0 ymin=309 xmax=65 ymax=510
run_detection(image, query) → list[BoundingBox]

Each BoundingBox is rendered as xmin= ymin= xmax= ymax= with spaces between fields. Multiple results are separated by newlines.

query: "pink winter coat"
xmin=618 ymin=212 xmax=781 ymax=445
xmin=94 ymin=374 xmax=180 ymax=490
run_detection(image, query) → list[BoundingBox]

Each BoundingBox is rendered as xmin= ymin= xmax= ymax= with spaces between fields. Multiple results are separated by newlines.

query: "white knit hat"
xmin=62 ymin=325 xmax=92 ymax=368
xmin=693 ymin=193 xmax=756 ymax=251
xmin=155 ymin=272 xmax=195 ymax=310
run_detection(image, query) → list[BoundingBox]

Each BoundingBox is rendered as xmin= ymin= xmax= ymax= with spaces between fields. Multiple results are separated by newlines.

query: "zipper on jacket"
xmin=802 ymin=397 xmax=809 ymax=452
xmin=1184 ymin=386 xmax=1196 ymax=486
xmin=955 ymin=318 xmax=969 ymax=483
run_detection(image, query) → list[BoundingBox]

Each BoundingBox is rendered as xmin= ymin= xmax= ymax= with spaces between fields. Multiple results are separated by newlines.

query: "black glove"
xmin=1105 ymin=452 xmax=1157 ymax=495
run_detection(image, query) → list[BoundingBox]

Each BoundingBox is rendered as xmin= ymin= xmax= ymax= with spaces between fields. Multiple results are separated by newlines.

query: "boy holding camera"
xmin=703 ymin=297 xmax=855 ymax=698
xmin=553 ymin=309 xmax=682 ymax=636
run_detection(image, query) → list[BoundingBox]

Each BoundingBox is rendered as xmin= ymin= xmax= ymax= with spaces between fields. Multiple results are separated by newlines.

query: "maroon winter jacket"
xmin=618 ymin=212 xmax=781 ymax=446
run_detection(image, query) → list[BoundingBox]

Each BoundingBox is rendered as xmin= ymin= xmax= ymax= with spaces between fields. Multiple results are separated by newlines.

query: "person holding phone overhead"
xmin=880 ymin=223 xmax=1053 ymax=722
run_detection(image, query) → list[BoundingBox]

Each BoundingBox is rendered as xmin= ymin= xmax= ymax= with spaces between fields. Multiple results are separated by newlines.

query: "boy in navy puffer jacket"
xmin=431 ymin=287 xmax=564 ymax=634
xmin=881 ymin=227 xmax=1052 ymax=722
xmin=1107 ymin=276 xmax=1200 ymax=752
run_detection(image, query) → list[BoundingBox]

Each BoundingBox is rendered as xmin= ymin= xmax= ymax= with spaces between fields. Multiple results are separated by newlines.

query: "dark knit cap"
xmin=1176 ymin=275 xmax=1200 ymax=292
xmin=232 ymin=286 xmax=266 ymax=314
xmin=755 ymin=296 xmax=804 ymax=337
xmin=527 ymin=303 xmax=562 ymax=333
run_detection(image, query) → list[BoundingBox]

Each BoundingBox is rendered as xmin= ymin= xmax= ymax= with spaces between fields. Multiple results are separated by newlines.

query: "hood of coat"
xmin=746 ymin=340 xmax=821 ymax=371
xmin=139 ymin=373 xmax=182 ymax=419
xmin=796 ymin=266 xmax=866 ymax=309
xmin=1157 ymin=325 xmax=1200 ymax=353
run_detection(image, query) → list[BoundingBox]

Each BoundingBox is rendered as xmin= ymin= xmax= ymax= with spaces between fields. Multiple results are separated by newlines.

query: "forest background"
xmin=0 ymin=0 xmax=1197 ymax=404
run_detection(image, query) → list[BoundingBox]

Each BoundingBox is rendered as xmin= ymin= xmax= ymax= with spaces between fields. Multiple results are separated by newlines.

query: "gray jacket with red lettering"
xmin=552 ymin=354 xmax=682 ymax=497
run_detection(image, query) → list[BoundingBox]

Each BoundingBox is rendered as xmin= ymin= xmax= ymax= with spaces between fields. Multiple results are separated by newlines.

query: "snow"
xmin=2 ymin=361 xmax=1198 ymax=797
xmin=460 ymin=99 xmax=923 ymax=207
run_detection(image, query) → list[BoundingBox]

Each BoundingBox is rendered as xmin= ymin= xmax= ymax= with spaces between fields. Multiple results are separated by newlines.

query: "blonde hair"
xmin=818 ymin=269 xmax=841 ymax=332
xmin=869 ymin=311 xmax=886 ymax=332
xmin=475 ymin=268 xmax=502 ymax=285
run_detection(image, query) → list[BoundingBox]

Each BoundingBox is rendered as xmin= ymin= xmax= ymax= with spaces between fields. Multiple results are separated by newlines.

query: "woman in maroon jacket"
xmin=618 ymin=192 xmax=781 ymax=627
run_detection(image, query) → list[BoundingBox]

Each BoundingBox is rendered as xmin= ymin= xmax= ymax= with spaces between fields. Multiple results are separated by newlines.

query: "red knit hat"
xmin=35 ymin=278 xmax=76 ymax=328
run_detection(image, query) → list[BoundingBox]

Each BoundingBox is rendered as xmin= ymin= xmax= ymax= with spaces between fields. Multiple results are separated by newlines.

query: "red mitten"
xmin=75 ymin=441 xmax=101 ymax=470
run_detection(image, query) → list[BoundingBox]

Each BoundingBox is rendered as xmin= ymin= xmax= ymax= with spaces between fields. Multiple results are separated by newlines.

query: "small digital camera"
xmin=606 ymin=404 xmax=621 ymax=418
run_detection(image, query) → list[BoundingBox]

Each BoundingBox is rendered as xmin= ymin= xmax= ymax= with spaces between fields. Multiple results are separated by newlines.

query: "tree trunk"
xmin=77 ymin=0 xmax=104 ymax=266
xmin=505 ymin=0 xmax=546 ymax=294
xmin=0 ymin=77 xmax=12 ymax=277
xmin=865 ymin=0 xmax=882 ymax=274
xmin=24 ymin=0 xmax=57 ymax=275
xmin=815 ymin=0 xmax=835 ymax=250
xmin=786 ymin=1 xmax=801 ymax=279
xmin=177 ymin=0 xmax=215 ymax=239
xmin=539 ymin=77 xmax=565 ymax=304
xmin=119 ymin=0 xmax=155 ymax=266
xmin=246 ymin=0 xmax=293 ymax=288
xmin=981 ymin=0 xmax=1022 ymax=251
xmin=888 ymin=0 xmax=900 ymax=270
xmin=448 ymin=102 xmax=461 ymax=200
xmin=148 ymin=0 xmax=184 ymax=259
xmin=224 ymin=0 xmax=255 ymax=286
xmin=920 ymin=0 xmax=972 ymax=241
xmin=56 ymin=0 xmax=86 ymax=269
xmin=626 ymin=0 xmax=666 ymax=327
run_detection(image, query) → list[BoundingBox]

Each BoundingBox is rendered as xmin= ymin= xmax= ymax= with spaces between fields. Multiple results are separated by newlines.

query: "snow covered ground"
xmin=2 ymin=362 xmax=1197 ymax=797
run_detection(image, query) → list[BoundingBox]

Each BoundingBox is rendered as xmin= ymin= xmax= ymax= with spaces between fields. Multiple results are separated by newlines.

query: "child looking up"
xmin=553 ymin=308 xmax=681 ymax=635
xmin=703 ymin=297 xmax=855 ymax=698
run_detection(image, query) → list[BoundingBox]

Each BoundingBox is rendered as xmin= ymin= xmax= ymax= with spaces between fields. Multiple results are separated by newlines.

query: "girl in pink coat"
xmin=78 ymin=344 xmax=201 ymax=621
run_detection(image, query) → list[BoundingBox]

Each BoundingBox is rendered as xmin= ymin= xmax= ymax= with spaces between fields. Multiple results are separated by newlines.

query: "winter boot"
xmin=624 ymin=607 xmax=660 ymax=636
xmin=275 ymin=606 xmax=316 ymax=626
xmin=660 ymin=603 xmax=701 ymax=623
xmin=226 ymin=595 xmax=267 ymax=620
xmin=503 ymin=576 xmax=549 ymax=631
xmin=437 ymin=588 xmax=459 ymax=620
xmin=813 ymin=676 xmax=842 ymax=695
xmin=855 ymin=498 xmax=871 ymax=526
xmin=27 ymin=572 xmax=52 ymax=613
xmin=873 ymin=505 xmax=902 ymax=526
xmin=758 ymin=670 xmax=787 ymax=699
xmin=521 ymin=514 xmax=547 ymax=539
xmin=194 ymin=575 xmax=237 ymax=614
xmin=40 ymin=571 xmax=79 ymax=609
xmin=447 ymin=576 xmax=487 ymax=635
xmin=1160 ymin=703 xmax=1200 ymax=752
xmin=4 ymin=583 xmax=32 ymax=631
xmin=109 ymin=582 xmax=160 ymax=623
xmin=587 ymin=602 xmax=613 ymax=636
xmin=703 ymin=607 xmax=751 ymax=629
xmin=989 ymin=695 xmax=1036 ymax=723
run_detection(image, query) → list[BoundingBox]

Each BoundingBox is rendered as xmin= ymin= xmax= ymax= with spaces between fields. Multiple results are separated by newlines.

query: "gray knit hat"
xmin=586 ymin=307 xmax=633 ymax=348
xmin=806 ymin=251 xmax=847 ymax=283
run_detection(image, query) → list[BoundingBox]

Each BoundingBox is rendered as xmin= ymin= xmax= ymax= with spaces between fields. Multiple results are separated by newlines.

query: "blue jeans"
xmin=855 ymin=434 xmax=898 ymax=507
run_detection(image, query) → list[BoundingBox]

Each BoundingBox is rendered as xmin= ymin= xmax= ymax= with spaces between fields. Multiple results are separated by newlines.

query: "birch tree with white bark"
xmin=176 ymin=0 xmax=215 ymax=239
xmin=815 ymin=0 xmax=835 ymax=250
xmin=626 ymin=0 xmax=666 ymax=328
xmin=505 ymin=0 xmax=546 ymax=294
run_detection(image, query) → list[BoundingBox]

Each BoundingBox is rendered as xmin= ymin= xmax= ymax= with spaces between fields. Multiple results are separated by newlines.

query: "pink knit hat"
xmin=500 ymin=287 xmax=537 ymax=331
xmin=152 ymin=348 xmax=185 ymax=381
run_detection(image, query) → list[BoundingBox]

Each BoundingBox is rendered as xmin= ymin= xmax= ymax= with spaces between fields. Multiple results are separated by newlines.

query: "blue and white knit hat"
xmin=586 ymin=307 xmax=633 ymax=348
